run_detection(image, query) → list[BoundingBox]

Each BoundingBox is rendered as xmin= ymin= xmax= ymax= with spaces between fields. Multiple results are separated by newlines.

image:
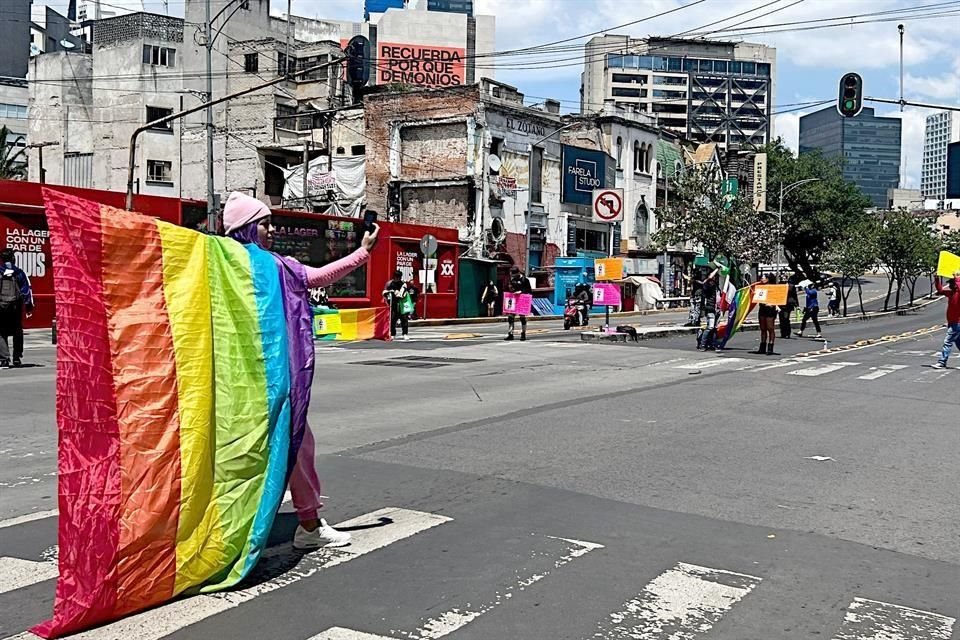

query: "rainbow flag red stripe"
xmin=34 ymin=190 xmax=311 ymax=637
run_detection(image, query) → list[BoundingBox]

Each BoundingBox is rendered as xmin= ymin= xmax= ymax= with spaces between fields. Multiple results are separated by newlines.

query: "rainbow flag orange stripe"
xmin=34 ymin=190 xmax=309 ymax=637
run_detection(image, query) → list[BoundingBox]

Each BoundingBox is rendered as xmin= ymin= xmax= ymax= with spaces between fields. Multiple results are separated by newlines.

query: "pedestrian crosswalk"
xmin=0 ymin=508 xmax=955 ymax=640
xmin=667 ymin=354 xmax=953 ymax=384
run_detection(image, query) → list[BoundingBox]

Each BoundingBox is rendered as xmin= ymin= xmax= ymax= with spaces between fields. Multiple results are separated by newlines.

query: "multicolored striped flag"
xmin=715 ymin=284 xmax=756 ymax=347
xmin=34 ymin=190 xmax=314 ymax=638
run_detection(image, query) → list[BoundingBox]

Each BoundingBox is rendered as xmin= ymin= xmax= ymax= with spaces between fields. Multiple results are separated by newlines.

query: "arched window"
xmin=633 ymin=140 xmax=641 ymax=173
xmin=616 ymin=136 xmax=623 ymax=169
xmin=647 ymin=144 xmax=655 ymax=173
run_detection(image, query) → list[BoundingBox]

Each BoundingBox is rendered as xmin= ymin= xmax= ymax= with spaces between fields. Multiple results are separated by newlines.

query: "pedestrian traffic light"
xmin=837 ymin=72 xmax=863 ymax=118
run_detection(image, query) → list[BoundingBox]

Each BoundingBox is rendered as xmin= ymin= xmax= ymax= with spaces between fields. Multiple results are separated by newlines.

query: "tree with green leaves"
xmin=0 ymin=126 xmax=27 ymax=180
xmin=941 ymin=229 xmax=960 ymax=257
xmin=877 ymin=209 xmax=939 ymax=309
xmin=823 ymin=216 xmax=880 ymax=316
xmin=763 ymin=140 xmax=873 ymax=280
xmin=653 ymin=164 xmax=776 ymax=280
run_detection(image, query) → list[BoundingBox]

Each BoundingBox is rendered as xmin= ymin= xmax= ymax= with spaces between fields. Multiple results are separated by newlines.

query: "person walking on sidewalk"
xmin=382 ymin=270 xmax=412 ymax=340
xmin=504 ymin=266 xmax=531 ymax=341
xmin=754 ymin=273 xmax=779 ymax=355
xmin=481 ymin=280 xmax=499 ymax=317
xmin=825 ymin=281 xmax=840 ymax=317
xmin=223 ymin=192 xmax=378 ymax=549
xmin=932 ymin=272 xmax=960 ymax=369
xmin=0 ymin=248 xmax=34 ymax=368
xmin=796 ymin=281 xmax=822 ymax=338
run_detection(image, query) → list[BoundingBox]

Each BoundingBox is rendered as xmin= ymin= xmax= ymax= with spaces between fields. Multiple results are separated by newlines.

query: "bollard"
xmin=51 ymin=317 xmax=57 ymax=345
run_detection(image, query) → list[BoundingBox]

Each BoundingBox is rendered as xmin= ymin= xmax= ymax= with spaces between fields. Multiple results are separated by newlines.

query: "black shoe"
xmin=751 ymin=343 xmax=767 ymax=355
xmin=12 ymin=359 xmax=21 ymax=368
xmin=520 ymin=333 xmax=526 ymax=341
xmin=504 ymin=334 xmax=514 ymax=341
xmin=766 ymin=350 xmax=779 ymax=356
xmin=0 ymin=360 xmax=9 ymax=369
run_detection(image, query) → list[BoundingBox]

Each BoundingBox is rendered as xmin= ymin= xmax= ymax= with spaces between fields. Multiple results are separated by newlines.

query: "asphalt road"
xmin=0 ymin=295 xmax=956 ymax=640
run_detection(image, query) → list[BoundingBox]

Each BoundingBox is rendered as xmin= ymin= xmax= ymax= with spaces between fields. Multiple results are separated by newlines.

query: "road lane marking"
xmin=0 ymin=510 xmax=58 ymax=529
xmin=0 ymin=557 xmax=59 ymax=594
xmin=674 ymin=358 xmax=744 ymax=370
xmin=787 ymin=362 xmax=859 ymax=377
xmin=5 ymin=508 xmax=451 ymax=640
xmin=310 ymin=535 xmax=603 ymax=640
xmin=831 ymin=597 xmax=955 ymax=640
xmin=591 ymin=562 xmax=761 ymax=639
xmin=857 ymin=364 xmax=909 ymax=380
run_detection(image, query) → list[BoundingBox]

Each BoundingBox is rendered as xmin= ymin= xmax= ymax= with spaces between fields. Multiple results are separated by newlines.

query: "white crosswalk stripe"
xmin=831 ymin=597 xmax=955 ymax=639
xmin=857 ymin=364 xmax=909 ymax=380
xmin=592 ymin=562 xmax=761 ymax=639
xmin=0 ymin=558 xmax=58 ymax=595
xmin=787 ymin=362 xmax=860 ymax=377
xmin=674 ymin=357 xmax=745 ymax=370
xmin=309 ymin=536 xmax=603 ymax=640
xmin=3 ymin=508 xmax=451 ymax=640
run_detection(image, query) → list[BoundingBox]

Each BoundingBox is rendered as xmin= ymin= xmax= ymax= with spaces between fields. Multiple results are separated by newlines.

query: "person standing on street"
xmin=754 ymin=273 xmax=779 ymax=355
xmin=683 ymin=270 xmax=703 ymax=327
xmin=697 ymin=270 xmax=719 ymax=350
xmin=780 ymin=278 xmax=799 ymax=339
xmin=481 ymin=280 xmax=499 ymax=317
xmin=932 ymin=272 xmax=960 ymax=369
xmin=382 ymin=270 xmax=412 ymax=340
xmin=504 ymin=266 xmax=531 ymax=341
xmin=826 ymin=281 xmax=840 ymax=317
xmin=0 ymin=248 xmax=34 ymax=369
xmin=223 ymin=192 xmax=377 ymax=549
xmin=796 ymin=281 xmax=822 ymax=338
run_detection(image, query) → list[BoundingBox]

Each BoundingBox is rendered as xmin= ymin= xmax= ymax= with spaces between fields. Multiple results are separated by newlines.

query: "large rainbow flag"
xmin=715 ymin=284 xmax=756 ymax=347
xmin=34 ymin=190 xmax=314 ymax=638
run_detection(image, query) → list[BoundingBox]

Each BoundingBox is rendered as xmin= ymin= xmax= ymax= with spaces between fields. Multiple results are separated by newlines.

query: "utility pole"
xmin=898 ymin=24 xmax=905 ymax=113
xmin=27 ymin=142 xmax=58 ymax=184
xmin=204 ymin=0 xmax=216 ymax=231
xmin=302 ymin=140 xmax=310 ymax=212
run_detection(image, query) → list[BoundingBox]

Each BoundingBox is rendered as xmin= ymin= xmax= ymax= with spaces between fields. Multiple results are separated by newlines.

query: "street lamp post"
xmin=776 ymin=178 xmax=821 ymax=272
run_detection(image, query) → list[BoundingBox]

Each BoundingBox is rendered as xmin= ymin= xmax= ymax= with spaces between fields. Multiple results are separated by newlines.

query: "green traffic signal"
xmin=837 ymin=72 xmax=863 ymax=117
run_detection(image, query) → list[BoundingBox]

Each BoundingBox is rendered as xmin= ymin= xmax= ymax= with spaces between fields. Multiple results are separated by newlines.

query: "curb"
xmin=408 ymin=307 xmax=687 ymax=328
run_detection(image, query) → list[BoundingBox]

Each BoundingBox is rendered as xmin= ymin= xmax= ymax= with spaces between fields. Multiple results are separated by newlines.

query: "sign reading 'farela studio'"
xmin=378 ymin=43 xmax=466 ymax=87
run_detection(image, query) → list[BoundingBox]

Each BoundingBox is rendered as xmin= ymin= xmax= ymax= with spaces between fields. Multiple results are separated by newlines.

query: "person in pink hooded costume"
xmin=222 ymin=192 xmax=378 ymax=549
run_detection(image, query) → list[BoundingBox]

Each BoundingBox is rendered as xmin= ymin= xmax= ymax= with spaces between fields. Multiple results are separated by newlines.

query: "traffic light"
xmin=837 ymin=72 xmax=863 ymax=118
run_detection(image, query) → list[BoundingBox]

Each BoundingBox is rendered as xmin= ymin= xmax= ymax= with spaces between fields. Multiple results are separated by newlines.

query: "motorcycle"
xmin=563 ymin=297 xmax=588 ymax=330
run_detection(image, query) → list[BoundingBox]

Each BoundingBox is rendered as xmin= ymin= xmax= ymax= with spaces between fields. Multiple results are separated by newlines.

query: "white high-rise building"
xmin=921 ymin=111 xmax=960 ymax=200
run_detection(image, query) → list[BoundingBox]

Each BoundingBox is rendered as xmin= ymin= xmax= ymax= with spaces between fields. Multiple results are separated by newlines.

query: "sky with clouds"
xmin=54 ymin=0 xmax=960 ymax=188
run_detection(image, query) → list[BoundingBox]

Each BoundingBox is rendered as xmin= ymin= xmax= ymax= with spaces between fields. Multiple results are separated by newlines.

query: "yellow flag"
xmin=937 ymin=250 xmax=960 ymax=277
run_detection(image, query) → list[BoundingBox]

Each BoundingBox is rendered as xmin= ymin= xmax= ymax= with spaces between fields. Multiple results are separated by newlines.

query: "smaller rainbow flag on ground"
xmin=715 ymin=285 xmax=756 ymax=347
xmin=35 ymin=190 xmax=314 ymax=638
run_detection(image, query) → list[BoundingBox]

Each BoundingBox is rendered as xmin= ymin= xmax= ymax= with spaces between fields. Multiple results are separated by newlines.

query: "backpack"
xmin=0 ymin=271 xmax=21 ymax=312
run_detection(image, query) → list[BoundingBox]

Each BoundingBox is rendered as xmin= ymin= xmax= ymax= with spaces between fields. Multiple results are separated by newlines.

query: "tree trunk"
xmin=894 ymin=276 xmax=902 ymax=309
xmin=883 ymin=274 xmax=895 ymax=311
xmin=841 ymin=275 xmax=854 ymax=317
xmin=908 ymin=277 xmax=917 ymax=306
xmin=857 ymin=279 xmax=866 ymax=316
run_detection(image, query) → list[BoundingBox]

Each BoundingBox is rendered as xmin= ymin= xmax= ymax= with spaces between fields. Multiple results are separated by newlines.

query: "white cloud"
xmin=774 ymin=112 xmax=800 ymax=151
xmin=903 ymin=56 xmax=960 ymax=102
xmin=883 ymin=107 xmax=927 ymax=189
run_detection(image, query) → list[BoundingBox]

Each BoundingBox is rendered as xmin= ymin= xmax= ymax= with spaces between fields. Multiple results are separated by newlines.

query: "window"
xmin=742 ymin=61 xmax=756 ymax=75
xmin=143 ymin=45 xmax=176 ymax=67
xmin=350 ymin=144 xmax=366 ymax=155
xmin=612 ymin=87 xmax=645 ymax=98
xmin=633 ymin=140 xmax=641 ymax=173
xmin=244 ymin=53 xmax=259 ymax=73
xmin=612 ymin=73 xmax=644 ymax=84
xmin=0 ymin=103 xmax=27 ymax=119
xmin=530 ymin=146 xmax=543 ymax=203
xmin=615 ymin=136 xmax=623 ymax=170
xmin=145 ymin=106 xmax=173 ymax=131
xmin=146 ymin=160 xmax=173 ymax=185
xmin=607 ymin=54 xmax=624 ymax=68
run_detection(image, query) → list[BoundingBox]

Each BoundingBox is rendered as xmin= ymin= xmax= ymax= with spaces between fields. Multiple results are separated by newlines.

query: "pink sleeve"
xmin=304 ymin=247 xmax=370 ymax=288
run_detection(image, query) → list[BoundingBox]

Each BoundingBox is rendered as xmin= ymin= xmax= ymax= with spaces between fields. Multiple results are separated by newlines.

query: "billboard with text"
xmin=377 ymin=42 xmax=466 ymax=87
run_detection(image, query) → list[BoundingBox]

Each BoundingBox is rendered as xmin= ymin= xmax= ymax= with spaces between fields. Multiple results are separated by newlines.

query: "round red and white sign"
xmin=592 ymin=189 xmax=623 ymax=222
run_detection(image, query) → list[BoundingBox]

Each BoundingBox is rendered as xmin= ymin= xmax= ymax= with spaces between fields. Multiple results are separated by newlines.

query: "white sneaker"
xmin=293 ymin=519 xmax=352 ymax=550
xmin=402 ymin=335 xmax=410 ymax=341
xmin=932 ymin=361 xmax=946 ymax=369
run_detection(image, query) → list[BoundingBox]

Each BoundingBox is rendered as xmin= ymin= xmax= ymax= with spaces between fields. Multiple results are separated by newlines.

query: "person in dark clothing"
xmin=697 ymin=270 xmax=719 ymax=350
xmin=504 ymin=266 xmax=532 ymax=341
xmin=574 ymin=282 xmax=592 ymax=326
xmin=0 ymin=248 xmax=34 ymax=368
xmin=754 ymin=273 xmax=779 ymax=355
xmin=481 ymin=280 xmax=499 ymax=317
xmin=684 ymin=270 xmax=703 ymax=326
xmin=796 ymin=282 xmax=822 ymax=338
xmin=382 ymin=270 xmax=411 ymax=340
xmin=779 ymin=280 xmax=799 ymax=339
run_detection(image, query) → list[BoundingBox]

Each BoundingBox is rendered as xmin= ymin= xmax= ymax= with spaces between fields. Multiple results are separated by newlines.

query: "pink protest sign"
xmin=503 ymin=292 xmax=533 ymax=316
xmin=591 ymin=282 xmax=621 ymax=307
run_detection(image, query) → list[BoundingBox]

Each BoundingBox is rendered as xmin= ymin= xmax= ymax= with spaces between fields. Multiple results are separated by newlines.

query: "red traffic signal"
xmin=837 ymin=72 xmax=863 ymax=118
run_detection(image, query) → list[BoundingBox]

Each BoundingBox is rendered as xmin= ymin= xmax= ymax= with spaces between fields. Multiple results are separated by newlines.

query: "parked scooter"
xmin=563 ymin=297 xmax=588 ymax=330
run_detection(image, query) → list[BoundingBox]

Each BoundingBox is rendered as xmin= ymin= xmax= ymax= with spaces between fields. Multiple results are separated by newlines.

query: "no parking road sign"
xmin=592 ymin=188 xmax=624 ymax=223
